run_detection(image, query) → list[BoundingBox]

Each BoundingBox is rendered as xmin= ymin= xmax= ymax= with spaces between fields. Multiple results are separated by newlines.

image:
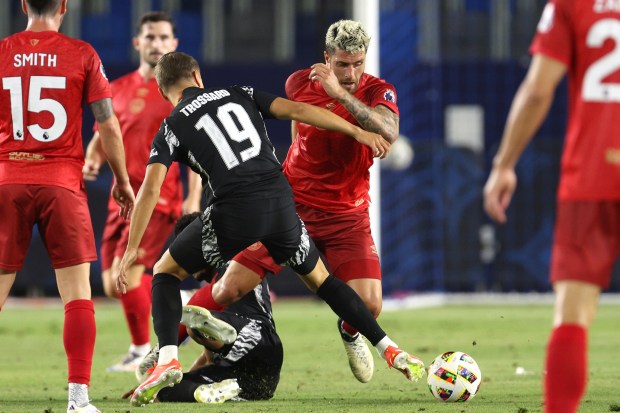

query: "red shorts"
xmin=100 ymin=209 xmax=176 ymax=271
xmin=296 ymin=203 xmax=381 ymax=282
xmin=550 ymin=201 xmax=620 ymax=289
xmin=0 ymin=184 xmax=97 ymax=270
xmin=233 ymin=242 xmax=282 ymax=279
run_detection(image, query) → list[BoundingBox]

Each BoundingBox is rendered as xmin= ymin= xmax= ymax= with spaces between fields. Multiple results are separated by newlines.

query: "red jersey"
xmin=283 ymin=69 xmax=399 ymax=212
xmin=531 ymin=0 xmax=620 ymax=200
xmin=0 ymin=30 xmax=111 ymax=191
xmin=103 ymin=70 xmax=182 ymax=217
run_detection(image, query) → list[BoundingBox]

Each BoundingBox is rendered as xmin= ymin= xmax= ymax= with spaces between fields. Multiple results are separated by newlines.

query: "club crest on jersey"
xmin=241 ymin=86 xmax=254 ymax=98
xmin=384 ymin=89 xmax=396 ymax=103
xmin=537 ymin=3 xmax=554 ymax=33
xmin=325 ymin=103 xmax=337 ymax=110
xmin=30 ymin=39 xmax=39 ymax=46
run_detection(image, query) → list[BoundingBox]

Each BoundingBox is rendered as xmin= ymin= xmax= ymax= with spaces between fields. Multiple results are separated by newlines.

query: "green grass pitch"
xmin=0 ymin=298 xmax=618 ymax=413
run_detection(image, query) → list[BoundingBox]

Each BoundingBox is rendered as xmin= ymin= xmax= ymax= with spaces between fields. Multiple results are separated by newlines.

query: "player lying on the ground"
xmin=123 ymin=212 xmax=283 ymax=403
xmin=124 ymin=295 xmax=282 ymax=403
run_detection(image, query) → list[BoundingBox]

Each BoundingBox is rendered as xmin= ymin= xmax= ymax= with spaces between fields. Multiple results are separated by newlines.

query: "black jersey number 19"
xmin=194 ymin=102 xmax=262 ymax=170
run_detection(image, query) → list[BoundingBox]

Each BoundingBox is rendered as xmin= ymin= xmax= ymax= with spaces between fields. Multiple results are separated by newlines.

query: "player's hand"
xmin=82 ymin=158 xmax=101 ymax=181
xmin=483 ymin=166 xmax=517 ymax=224
xmin=116 ymin=247 xmax=138 ymax=294
xmin=309 ymin=63 xmax=346 ymax=100
xmin=111 ymin=181 xmax=135 ymax=220
xmin=354 ymin=128 xmax=391 ymax=159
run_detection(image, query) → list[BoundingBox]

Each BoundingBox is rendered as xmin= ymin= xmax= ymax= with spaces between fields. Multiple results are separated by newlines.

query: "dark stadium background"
xmin=7 ymin=0 xmax=620 ymax=297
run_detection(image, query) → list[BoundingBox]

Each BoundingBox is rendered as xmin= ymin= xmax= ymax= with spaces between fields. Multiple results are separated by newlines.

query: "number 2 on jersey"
xmin=2 ymin=75 xmax=68 ymax=142
xmin=194 ymin=102 xmax=262 ymax=169
xmin=583 ymin=19 xmax=620 ymax=102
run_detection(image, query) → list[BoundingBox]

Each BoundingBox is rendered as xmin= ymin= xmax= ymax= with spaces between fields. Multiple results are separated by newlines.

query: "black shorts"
xmin=157 ymin=312 xmax=283 ymax=401
xmin=170 ymin=196 xmax=320 ymax=275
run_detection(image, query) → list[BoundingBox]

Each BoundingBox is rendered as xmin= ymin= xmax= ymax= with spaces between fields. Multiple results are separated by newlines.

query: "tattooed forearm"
xmin=90 ymin=98 xmax=115 ymax=123
xmin=337 ymin=94 xmax=399 ymax=143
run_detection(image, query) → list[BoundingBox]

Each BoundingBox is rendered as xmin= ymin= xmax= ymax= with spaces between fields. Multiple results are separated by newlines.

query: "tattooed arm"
xmin=90 ymin=98 xmax=135 ymax=218
xmin=336 ymin=95 xmax=399 ymax=143
xmin=309 ymin=63 xmax=399 ymax=143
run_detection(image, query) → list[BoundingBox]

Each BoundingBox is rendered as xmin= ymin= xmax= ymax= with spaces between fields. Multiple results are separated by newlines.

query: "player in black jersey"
xmin=126 ymin=283 xmax=281 ymax=404
xmin=124 ymin=212 xmax=282 ymax=403
xmin=116 ymin=51 xmax=423 ymax=406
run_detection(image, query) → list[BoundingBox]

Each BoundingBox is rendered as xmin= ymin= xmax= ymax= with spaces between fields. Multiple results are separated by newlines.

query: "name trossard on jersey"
xmin=148 ymin=85 xmax=292 ymax=201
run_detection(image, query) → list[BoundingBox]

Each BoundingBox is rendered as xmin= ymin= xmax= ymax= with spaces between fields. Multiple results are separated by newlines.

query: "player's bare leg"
xmin=56 ymin=263 xmax=99 ymax=413
xmin=105 ymin=258 xmax=152 ymax=372
xmin=0 ymin=270 xmax=17 ymax=309
xmin=545 ymin=280 xmax=600 ymax=413
xmin=211 ymin=260 xmax=263 ymax=306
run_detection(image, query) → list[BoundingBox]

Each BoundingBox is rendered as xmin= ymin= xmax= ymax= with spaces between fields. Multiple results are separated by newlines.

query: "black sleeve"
xmin=253 ymin=89 xmax=279 ymax=118
xmin=147 ymin=119 xmax=179 ymax=169
xmin=237 ymin=86 xmax=279 ymax=119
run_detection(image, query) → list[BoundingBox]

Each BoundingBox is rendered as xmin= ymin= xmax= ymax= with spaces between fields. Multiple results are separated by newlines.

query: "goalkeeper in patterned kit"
xmin=83 ymin=11 xmax=202 ymax=372
xmin=484 ymin=1 xmax=620 ymax=412
xmin=116 ymin=51 xmax=424 ymax=406
xmin=0 ymin=1 xmax=134 ymax=412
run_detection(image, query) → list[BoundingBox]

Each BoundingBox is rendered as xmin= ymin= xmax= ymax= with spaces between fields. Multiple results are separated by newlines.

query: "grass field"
xmin=1 ymin=298 xmax=619 ymax=413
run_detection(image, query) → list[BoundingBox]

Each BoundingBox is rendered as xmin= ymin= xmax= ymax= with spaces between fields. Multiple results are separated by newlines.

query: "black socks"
xmin=152 ymin=273 xmax=182 ymax=347
xmin=316 ymin=275 xmax=385 ymax=346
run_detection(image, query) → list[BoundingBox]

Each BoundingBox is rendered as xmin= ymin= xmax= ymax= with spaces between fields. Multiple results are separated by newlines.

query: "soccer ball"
xmin=427 ymin=351 xmax=482 ymax=402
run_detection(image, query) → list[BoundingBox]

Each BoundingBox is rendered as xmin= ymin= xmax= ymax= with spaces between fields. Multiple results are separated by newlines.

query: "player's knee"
xmin=356 ymin=292 xmax=382 ymax=318
xmin=212 ymin=281 xmax=243 ymax=306
xmin=367 ymin=301 xmax=382 ymax=319
xmin=152 ymin=259 xmax=165 ymax=275
xmin=153 ymin=250 xmax=185 ymax=277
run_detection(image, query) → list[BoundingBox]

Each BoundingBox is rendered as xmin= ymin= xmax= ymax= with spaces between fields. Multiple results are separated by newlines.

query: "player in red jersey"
xmin=0 ymin=1 xmax=134 ymax=412
xmin=483 ymin=1 xmax=620 ymax=412
xmin=83 ymin=11 xmax=202 ymax=372
xmin=282 ymin=19 xmax=400 ymax=383
xmin=185 ymin=19 xmax=405 ymax=384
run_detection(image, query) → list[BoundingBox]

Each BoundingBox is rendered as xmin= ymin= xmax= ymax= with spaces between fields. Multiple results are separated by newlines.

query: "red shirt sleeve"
xmin=529 ymin=0 xmax=574 ymax=66
xmin=285 ymin=69 xmax=310 ymax=100
xmin=81 ymin=42 xmax=112 ymax=104
xmin=366 ymin=80 xmax=399 ymax=116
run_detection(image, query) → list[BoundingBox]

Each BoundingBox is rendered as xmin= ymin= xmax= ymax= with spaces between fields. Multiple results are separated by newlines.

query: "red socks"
xmin=141 ymin=274 xmax=153 ymax=305
xmin=187 ymin=283 xmax=226 ymax=312
xmin=544 ymin=324 xmax=587 ymax=413
xmin=64 ymin=300 xmax=95 ymax=385
xmin=120 ymin=283 xmax=151 ymax=346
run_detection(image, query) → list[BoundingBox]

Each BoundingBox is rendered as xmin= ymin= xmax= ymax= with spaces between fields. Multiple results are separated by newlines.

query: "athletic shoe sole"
xmin=130 ymin=367 xmax=182 ymax=406
xmin=181 ymin=305 xmax=237 ymax=344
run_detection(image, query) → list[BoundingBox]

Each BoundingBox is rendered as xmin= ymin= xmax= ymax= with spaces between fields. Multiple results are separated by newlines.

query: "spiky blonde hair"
xmin=325 ymin=20 xmax=370 ymax=55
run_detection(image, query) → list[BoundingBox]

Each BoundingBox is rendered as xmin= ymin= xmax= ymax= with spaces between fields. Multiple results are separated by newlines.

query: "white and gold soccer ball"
xmin=427 ymin=351 xmax=482 ymax=402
